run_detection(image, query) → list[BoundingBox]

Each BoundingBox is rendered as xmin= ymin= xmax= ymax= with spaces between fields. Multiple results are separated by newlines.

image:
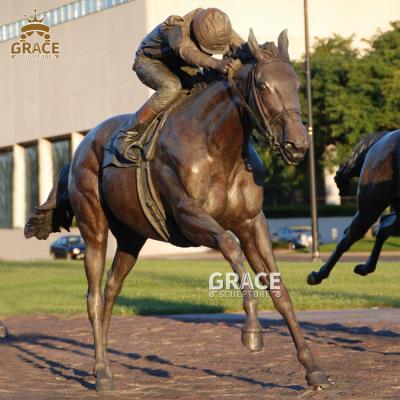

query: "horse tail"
xmin=334 ymin=131 xmax=390 ymax=196
xmin=24 ymin=163 xmax=74 ymax=240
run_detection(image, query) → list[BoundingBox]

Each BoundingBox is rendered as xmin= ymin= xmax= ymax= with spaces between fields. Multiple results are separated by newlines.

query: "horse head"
xmin=246 ymin=29 xmax=308 ymax=165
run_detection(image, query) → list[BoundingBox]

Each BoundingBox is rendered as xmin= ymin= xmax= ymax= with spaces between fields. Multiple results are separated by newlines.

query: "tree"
xmin=259 ymin=21 xmax=400 ymax=206
xmin=299 ymin=21 xmax=400 ymax=167
xmin=362 ymin=21 xmax=400 ymax=131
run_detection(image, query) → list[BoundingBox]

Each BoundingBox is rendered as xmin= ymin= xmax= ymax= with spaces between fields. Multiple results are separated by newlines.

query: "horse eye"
xmin=258 ymin=82 xmax=268 ymax=91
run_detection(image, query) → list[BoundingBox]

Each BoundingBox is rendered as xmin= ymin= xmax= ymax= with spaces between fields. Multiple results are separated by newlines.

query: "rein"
xmin=227 ymin=59 xmax=300 ymax=152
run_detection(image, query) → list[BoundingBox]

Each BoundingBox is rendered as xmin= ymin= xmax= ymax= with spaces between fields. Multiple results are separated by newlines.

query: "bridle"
xmin=228 ymin=58 xmax=301 ymax=153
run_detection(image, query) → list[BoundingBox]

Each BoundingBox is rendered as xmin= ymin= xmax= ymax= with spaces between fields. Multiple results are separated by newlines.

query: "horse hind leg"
xmin=69 ymin=176 xmax=113 ymax=391
xmin=354 ymin=212 xmax=399 ymax=276
xmin=307 ymin=209 xmax=381 ymax=285
xmin=102 ymin=229 xmax=146 ymax=352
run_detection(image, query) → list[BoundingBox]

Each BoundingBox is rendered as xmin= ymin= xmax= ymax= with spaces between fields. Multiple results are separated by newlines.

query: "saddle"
xmin=102 ymin=92 xmax=192 ymax=241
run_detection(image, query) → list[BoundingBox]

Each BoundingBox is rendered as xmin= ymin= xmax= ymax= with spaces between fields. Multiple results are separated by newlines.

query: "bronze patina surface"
xmin=25 ymin=30 xmax=330 ymax=392
xmin=115 ymin=7 xmax=244 ymax=160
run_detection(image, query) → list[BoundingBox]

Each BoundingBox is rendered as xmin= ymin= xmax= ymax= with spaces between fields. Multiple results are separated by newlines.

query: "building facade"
xmin=1 ymin=0 xmax=398 ymax=229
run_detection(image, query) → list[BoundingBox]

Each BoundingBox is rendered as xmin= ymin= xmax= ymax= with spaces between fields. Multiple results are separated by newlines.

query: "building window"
xmin=25 ymin=145 xmax=39 ymax=220
xmin=0 ymin=151 xmax=13 ymax=228
xmin=52 ymin=139 xmax=71 ymax=183
xmin=0 ymin=0 xmax=133 ymax=42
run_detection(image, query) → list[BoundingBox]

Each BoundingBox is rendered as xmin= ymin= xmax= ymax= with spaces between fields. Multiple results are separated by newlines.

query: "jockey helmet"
xmin=192 ymin=8 xmax=232 ymax=55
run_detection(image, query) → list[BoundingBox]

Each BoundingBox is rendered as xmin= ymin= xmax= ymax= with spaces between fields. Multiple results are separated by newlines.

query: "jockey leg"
xmin=115 ymin=56 xmax=182 ymax=161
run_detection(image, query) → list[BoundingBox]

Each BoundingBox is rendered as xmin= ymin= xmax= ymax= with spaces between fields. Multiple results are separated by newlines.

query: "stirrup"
xmin=122 ymin=139 xmax=146 ymax=162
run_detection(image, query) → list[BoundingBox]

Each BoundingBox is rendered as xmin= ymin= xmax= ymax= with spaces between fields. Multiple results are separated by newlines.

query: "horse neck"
xmin=337 ymin=130 xmax=390 ymax=181
xmin=194 ymin=80 xmax=247 ymax=167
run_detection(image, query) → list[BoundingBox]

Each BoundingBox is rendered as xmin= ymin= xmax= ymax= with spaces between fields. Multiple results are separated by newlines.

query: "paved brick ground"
xmin=0 ymin=311 xmax=399 ymax=400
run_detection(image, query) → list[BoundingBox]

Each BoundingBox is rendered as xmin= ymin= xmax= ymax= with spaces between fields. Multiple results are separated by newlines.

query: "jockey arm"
xmin=179 ymin=44 xmax=220 ymax=70
xmin=165 ymin=13 xmax=245 ymax=73
xmin=168 ymin=26 xmax=245 ymax=73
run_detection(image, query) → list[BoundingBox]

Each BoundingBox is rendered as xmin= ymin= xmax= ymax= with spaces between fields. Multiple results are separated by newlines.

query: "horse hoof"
xmin=354 ymin=264 xmax=369 ymax=276
xmin=96 ymin=378 xmax=115 ymax=392
xmin=306 ymin=370 xmax=330 ymax=390
xmin=0 ymin=322 xmax=7 ymax=339
xmin=307 ymin=271 xmax=321 ymax=285
xmin=241 ymin=329 xmax=263 ymax=352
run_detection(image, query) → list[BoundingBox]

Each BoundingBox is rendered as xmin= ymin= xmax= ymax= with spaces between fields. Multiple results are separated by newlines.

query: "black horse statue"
xmin=25 ymin=30 xmax=330 ymax=391
xmin=308 ymin=129 xmax=400 ymax=285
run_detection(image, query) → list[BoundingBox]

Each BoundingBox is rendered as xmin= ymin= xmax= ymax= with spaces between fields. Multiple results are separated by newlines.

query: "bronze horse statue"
xmin=25 ymin=30 xmax=330 ymax=391
xmin=308 ymin=129 xmax=400 ymax=285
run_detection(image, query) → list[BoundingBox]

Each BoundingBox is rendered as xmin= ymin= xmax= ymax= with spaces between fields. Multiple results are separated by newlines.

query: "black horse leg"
xmin=354 ymin=212 xmax=399 ymax=276
xmin=307 ymin=211 xmax=381 ymax=285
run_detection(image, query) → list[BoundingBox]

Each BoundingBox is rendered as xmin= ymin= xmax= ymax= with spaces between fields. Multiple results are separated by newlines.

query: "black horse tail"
xmin=24 ymin=163 xmax=74 ymax=240
xmin=334 ymin=131 xmax=390 ymax=196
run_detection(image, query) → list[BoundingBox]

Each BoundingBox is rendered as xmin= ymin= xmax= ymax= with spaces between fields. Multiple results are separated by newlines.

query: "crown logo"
xmin=11 ymin=8 xmax=60 ymax=59
xmin=20 ymin=9 xmax=50 ymax=42
xmin=25 ymin=9 xmax=46 ymax=24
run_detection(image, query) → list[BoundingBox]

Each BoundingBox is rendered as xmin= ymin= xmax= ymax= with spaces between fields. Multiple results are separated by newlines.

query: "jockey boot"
xmin=115 ymin=104 xmax=157 ymax=162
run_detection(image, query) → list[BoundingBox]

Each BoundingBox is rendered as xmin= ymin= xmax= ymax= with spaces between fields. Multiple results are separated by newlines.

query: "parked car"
xmin=50 ymin=235 xmax=85 ymax=259
xmin=271 ymin=226 xmax=322 ymax=250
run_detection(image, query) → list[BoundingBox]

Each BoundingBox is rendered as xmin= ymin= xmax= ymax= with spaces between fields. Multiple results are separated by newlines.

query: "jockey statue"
xmin=115 ymin=8 xmax=245 ymax=161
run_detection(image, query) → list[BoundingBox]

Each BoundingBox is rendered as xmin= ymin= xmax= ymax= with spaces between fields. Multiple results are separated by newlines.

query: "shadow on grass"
xmin=116 ymin=295 xmax=224 ymax=315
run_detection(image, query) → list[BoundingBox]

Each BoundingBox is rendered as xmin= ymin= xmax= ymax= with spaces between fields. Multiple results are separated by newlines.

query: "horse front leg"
xmin=174 ymin=198 xmax=263 ymax=352
xmin=235 ymin=212 xmax=330 ymax=390
xmin=224 ymin=236 xmax=263 ymax=352
xmin=354 ymin=212 xmax=399 ymax=276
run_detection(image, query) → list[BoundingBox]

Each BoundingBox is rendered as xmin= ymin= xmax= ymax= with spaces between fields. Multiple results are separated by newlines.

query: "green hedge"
xmin=263 ymin=203 xmax=357 ymax=218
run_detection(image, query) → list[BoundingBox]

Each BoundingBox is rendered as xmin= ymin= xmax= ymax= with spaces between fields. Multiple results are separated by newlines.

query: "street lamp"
xmin=303 ymin=0 xmax=320 ymax=261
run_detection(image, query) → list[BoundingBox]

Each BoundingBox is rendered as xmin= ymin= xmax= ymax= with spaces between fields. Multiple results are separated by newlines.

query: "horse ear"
xmin=248 ymin=28 xmax=264 ymax=62
xmin=278 ymin=29 xmax=289 ymax=59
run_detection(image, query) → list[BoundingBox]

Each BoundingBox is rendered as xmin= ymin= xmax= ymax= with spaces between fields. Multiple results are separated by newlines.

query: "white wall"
xmin=0 ymin=0 xmax=149 ymax=148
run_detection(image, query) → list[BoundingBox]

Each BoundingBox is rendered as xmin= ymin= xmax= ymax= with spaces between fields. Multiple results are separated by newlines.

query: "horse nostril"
xmin=284 ymin=142 xmax=306 ymax=156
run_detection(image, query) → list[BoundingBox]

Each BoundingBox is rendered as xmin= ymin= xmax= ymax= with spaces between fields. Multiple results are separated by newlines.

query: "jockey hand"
xmin=216 ymin=58 xmax=237 ymax=75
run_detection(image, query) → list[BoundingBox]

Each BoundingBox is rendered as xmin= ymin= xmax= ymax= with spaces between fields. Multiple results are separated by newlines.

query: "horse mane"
xmin=232 ymin=41 xmax=284 ymax=81
xmin=260 ymin=41 xmax=281 ymax=58
xmin=235 ymin=41 xmax=283 ymax=63
xmin=334 ymin=131 xmax=390 ymax=195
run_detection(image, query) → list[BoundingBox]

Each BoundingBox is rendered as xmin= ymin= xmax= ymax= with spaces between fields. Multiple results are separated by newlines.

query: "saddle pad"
xmin=102 ymin=94 xmax=190 ymax=241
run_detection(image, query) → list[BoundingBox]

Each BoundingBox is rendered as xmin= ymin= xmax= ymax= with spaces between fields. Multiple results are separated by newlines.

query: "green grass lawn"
xmin=0 ymin=259 xmax=399 ymax=317
xmin=319 ymin=237 xmax=400 ymax=252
